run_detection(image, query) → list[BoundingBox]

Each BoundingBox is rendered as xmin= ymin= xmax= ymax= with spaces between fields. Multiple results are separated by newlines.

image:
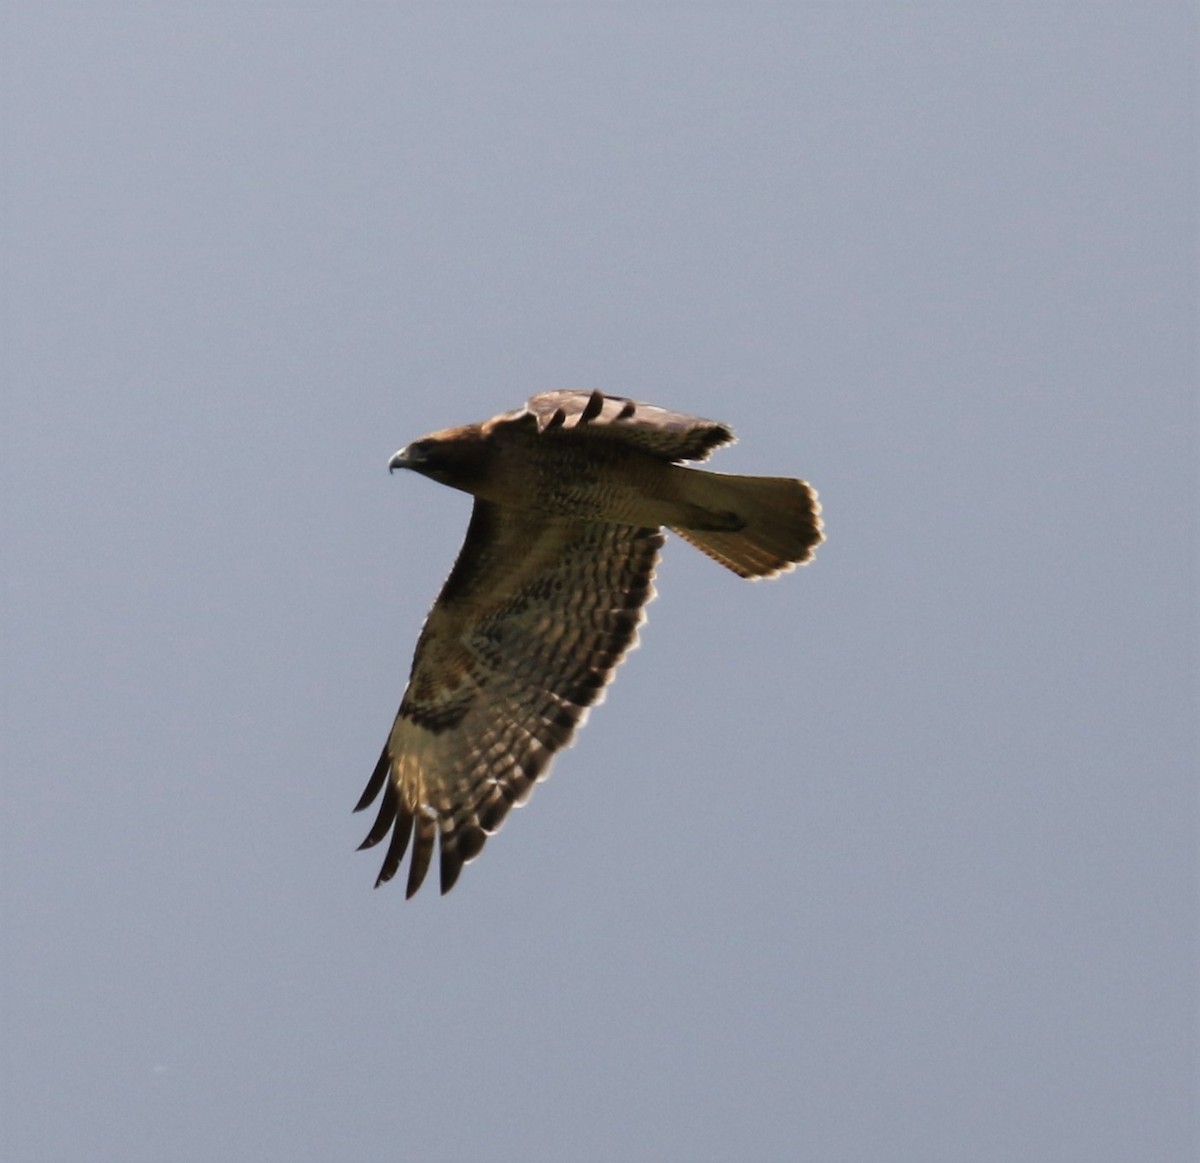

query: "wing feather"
xmin=354 ymin=743 xmax=391 ymax=814
xmin=356 ymin=500 xmax=663 ymax=896
xmin=495 ymin=389 xmax=735 ymax=463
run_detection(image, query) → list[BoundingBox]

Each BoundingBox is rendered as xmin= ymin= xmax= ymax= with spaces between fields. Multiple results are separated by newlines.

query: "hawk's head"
xmin=388 ymin=427 xmax=490 ymax=493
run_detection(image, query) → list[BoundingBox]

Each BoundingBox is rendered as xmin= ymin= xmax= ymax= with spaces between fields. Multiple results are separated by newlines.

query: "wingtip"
xmin=354 ymin=743 xmax=392 ymax=813
xmin=580 ymin=389 xmax=605 ymax=422
xmin=404 ymin=865 xmax=429 ymax=899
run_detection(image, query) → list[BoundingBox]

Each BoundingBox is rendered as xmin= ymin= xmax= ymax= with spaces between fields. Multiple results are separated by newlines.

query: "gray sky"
xmin=3 ymin=4 xmax=1195 ymax=1161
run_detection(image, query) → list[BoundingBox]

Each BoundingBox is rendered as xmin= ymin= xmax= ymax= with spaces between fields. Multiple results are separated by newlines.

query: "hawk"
xmin=356 ymin=389 xmax=823 ymax=896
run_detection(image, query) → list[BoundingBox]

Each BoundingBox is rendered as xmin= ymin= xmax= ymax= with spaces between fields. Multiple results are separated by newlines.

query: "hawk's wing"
xmin=355 ymin=501 xmax=664 ymax=897
xmin=497 ymin=389 xmax=735 ymax=463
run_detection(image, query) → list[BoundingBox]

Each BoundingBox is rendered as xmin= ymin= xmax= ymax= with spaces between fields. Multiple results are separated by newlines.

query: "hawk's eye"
xmin=408 ymin=440 xmax=447 ymax=469
xmin=409 ymin=439 xmax=456 ymax=478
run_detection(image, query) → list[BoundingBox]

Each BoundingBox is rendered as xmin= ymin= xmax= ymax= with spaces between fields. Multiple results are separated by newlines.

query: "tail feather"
xmin=670 ymin=472 xmax=823 ymax=579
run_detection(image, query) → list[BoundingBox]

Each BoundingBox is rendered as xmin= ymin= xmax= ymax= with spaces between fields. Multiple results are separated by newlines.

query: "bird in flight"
xmin=355 ymin=389 xmax=823 ymax=897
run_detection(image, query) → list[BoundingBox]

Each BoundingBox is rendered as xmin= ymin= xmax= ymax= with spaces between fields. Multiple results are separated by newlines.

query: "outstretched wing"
xmin=500 ymin=389 xmax=735 ymax=463
xmin=356 ymin=501 xmax=663 ymax=897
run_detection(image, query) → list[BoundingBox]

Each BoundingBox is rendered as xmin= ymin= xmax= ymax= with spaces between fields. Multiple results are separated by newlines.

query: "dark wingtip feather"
xmin=354 ymin=743 xmax=391 ymax=813
xmin=358 ymin=780 xmax=398 ymax=851
xmin=439 ymin=825 xmax=486 ymax=895
xmin=375 ymin=800 xmax=416 ymax=886
xmin=405 ymin=812 xmax=437 ymax=899
xmin=580 ymin=389 xmax=605 ymax=421
xmin=439 ymin=846 xmax=465 ymax=896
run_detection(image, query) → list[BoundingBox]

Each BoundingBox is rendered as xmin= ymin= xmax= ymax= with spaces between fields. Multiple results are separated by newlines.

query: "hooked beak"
xmin=388 ymin=446 xmax=414 ymax=473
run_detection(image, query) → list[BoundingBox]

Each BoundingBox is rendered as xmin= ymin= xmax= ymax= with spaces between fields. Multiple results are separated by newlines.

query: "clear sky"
xmin=3 ymin=4 xmax=1195 ymax=1161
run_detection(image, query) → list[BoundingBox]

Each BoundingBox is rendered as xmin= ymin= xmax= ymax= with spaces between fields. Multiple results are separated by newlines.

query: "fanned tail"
xmin=671 ymin=472 xmax=823 ymax=579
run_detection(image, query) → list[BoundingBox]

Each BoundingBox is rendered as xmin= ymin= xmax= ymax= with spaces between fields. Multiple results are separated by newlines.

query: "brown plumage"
xmin=356 ymin=389 xmax=823 ymax=896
